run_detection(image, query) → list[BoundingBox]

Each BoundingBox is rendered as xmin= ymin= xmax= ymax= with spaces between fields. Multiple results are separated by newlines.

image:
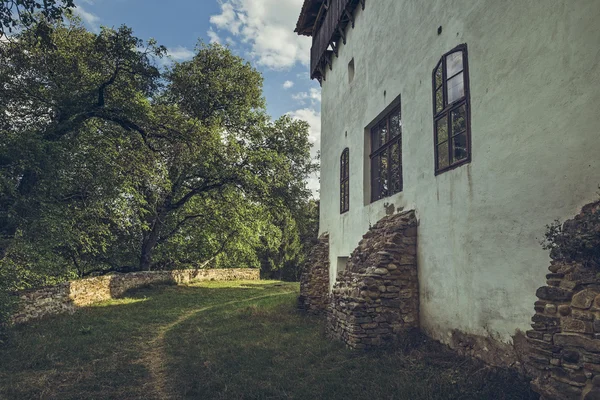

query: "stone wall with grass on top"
xmin=298 ymin=233 xmax=330 ymax=314
xmin=326 ymin=210 xmax=419 ymax=349
xmin=11 ymin=268 xmax=259 ymax=325
xmin=527 ymin=201 xmax=600 ymax=400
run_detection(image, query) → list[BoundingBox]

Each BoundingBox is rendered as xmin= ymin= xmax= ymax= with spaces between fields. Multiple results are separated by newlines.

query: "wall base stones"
xmin=326 ymin=211 xmax=419 ymax=349
xmin=298 ymin=233 xmax=330 ymax=314
xmin=447 ymin=329 xmax=528 ymax=369
xmin=527 ymin=201 xmax=600 ymax=400
xmin=12 ymin=268 xmax=259 ymax=325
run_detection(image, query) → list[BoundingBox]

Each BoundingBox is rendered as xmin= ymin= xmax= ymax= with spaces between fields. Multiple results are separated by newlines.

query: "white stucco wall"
xmin=318 ymin=0 xmax=600 ymax=344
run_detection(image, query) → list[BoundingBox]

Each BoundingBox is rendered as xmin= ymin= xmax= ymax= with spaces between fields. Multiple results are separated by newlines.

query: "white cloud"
xmin=73 ymin=3 xmax=100 ymax=32
xmin=287 ymin=107 xmax=321 ymax=197
xmin=167 ymin=46 xmax=195 ymax=61
xmin=283 ymin=80 xmax=294 ymax=89
xmin=209 ymin=0 xmax=311 ymax=70
xmin=292 ymin=87 xmax=322 ymax=103
xmin=207 ymin=29 xmax=221 ymax=44
xmin=210 ymin=3 xmax=242 ymax=35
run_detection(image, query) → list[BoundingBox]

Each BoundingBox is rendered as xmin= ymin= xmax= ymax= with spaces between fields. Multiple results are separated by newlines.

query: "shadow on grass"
xmin=0 ymin=280 xmax=298 ymax=400
xmin=0 ymin=280 xmax=535 ymax=400
xmin=162 ymin=295 xmax=537 ymax=400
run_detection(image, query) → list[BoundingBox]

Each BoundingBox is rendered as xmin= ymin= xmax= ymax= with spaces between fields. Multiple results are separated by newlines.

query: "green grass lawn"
xmin=0 ymin=281 xmax=536 ymax=399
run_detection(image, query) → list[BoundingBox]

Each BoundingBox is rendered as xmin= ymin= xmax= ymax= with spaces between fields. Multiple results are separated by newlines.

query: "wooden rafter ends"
xmin=295 ymin=0 xmax=325 ymax=36
xmin=295 ymin=0 xmax=365 ymax=82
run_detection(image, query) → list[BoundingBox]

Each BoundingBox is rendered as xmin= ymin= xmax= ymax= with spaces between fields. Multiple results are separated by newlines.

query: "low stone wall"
xmin=12 ymin=268 xmax=259 ymax=325
xmin=527 ymin=201 xmax=600 ymax=399
xmin=326 ymin=211 xmax=419 ymax=349
xmin=298 ymin=233 xmax=330 ymax=314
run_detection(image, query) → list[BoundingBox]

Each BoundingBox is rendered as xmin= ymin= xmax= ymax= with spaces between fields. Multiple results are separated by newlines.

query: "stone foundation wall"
xmin=298 ymin=233 xmax=330 ymax=314
xmin=12 ymin=268 xmax=259 ymax=324
xmin=527 ymin=201 xmax=600 ymax=400
xmin=327 ymin=211 xmax=419 ymax=349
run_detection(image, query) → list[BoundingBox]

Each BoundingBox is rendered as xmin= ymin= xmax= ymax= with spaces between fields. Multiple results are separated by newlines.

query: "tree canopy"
xmin=0 ymin=0 xmax=75 ymax=37
xmin=0 ymin=19 xmax=319 ymax=310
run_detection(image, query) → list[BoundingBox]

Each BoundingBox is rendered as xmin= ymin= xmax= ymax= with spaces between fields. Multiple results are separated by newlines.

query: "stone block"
xmin=559 ymin=304 xmax=572 ymax=316
xmin=551 ymin=366 xmax=588 ymax=387
xmin=537 ymin=286 xmax=574 ymax=302
xmin=555 ymin=333 xmax=600 ymax=353
xmin=572 ymin=289 xmax=600 ymax=310
xmin=545 ymin=304 xmax=558 ymax=314
xmin=562 ymin=317 xmax=594 ymax=334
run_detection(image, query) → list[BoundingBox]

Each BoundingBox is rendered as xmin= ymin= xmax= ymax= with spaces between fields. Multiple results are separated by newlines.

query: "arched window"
xmin=340 ymin=148 xmax=349 ymax=213
xmin=433 ymin=44 xmax=471 ymax=174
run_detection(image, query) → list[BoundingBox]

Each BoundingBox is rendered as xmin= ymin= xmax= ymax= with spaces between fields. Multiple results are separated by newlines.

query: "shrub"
xmin=0 ymin=261 xmax=19 ymax=342
xmin=543 ymin=198 xmax=600 ymax=269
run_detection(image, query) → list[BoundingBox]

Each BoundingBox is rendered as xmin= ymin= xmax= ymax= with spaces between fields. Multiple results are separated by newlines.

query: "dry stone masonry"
xmin=298 ymin=233 xmax=330 ymax=314
xmin=327 ymin=211 xmax=419 ymax=349
xmin=12 ymin=268 xmax=259 ymax=324
xmin=527 ymin=201 xmax=600 ymax=400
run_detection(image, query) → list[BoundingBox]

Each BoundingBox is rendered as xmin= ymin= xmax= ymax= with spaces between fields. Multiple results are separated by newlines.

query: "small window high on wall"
xmin=433 ymin=44 xmax=471 ymax=174
xmin=340 ymin=148 xmax=349 ymax=213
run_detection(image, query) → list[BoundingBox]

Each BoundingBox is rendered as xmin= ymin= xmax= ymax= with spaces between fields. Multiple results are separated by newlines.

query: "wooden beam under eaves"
xmin=338 ymin=26 xmax=346 ymax=45
xmin=344 ymin=9 xmax=355 ymax=28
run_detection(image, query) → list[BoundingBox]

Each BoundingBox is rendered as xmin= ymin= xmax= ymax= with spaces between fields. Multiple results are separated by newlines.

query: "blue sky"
xmin=73 ymin=0 xmax=321 ymax=194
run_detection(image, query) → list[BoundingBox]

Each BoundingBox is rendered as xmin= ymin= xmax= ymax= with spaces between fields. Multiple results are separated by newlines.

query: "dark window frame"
xmin=370 ymin=105 xmax=403 ymax=202
xmin=340 ymin=147 xmax=349 ymax=214
xmin=432 ymin=43 xmax=472 ymax=175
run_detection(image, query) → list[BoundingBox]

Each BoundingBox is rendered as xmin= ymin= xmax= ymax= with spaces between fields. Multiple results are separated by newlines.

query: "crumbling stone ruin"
xmin=326 ymin=210 xmax=419 ymax=349
xmin=298 ymin=233 xmax=330 ymax=314
xmin=527 ymin=201 xmax=600 ymax=400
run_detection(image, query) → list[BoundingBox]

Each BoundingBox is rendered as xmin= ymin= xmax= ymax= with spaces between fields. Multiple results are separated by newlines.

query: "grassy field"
xmin=0 ymin=280 xmax=536 ymax=399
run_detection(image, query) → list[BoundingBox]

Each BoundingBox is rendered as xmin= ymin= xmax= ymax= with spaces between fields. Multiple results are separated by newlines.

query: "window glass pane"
xmin=435 ymin=63 xmax=443 ymax=89
xmin=452 ymin=133 xmax=468 ymax=162
xmin=371 ymin=128 xmax=379 ymax=151
xmin=379 ymin=153 xmax=388 ymax=197
xmin=372 ymin=156 xmax=380 ymax=200
xmin=436 ymin=116 xmax=448 ymax=144
xmin=389 ymin=109 xmax=401 ymax=139
xmin=446 ymin=51 xmax=463 ymax=77
xmin=437 ymin=144 xmax=449 ymax=170
xmin=345 ymin=185 xmax=349 ymax=210
xmin=379 ymin=122 xmax=388 ymax=148
xmin=435 ymin=87 xmax=444 ymax=113
xmin=390 ymin=142 xmax=402 ymax=194
xmin=451 ymin=105 xmax=467 ymax=134
xmin=447 ymin=72 xmax=465 ymax=104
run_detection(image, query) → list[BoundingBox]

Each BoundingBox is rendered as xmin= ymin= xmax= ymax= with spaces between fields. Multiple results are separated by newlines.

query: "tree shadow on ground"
xmin=0 ymin=281 xmax=296 ymax=400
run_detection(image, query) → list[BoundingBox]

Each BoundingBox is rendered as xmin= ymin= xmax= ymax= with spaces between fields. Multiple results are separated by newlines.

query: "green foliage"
xmin=0 ymin=0 xmax=75 ymax=36
xmin=542 ymin=197 xmax=600 ymax=269
xmin=0 ymin=21 xmax=318 ymax=324
xmin=258 ymin=199 xmax=319 ymax=281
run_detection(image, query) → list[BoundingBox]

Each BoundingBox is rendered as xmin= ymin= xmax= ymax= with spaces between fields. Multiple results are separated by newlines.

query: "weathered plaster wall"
xmin=11 ymin=268 xmax=259 ymax=324
xmin=318 ymin=0 xmax=600 ymax=350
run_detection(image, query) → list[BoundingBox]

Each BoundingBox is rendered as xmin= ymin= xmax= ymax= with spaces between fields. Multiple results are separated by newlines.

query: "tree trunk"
xmin=139 ymin=215 xmax=163 ymax=271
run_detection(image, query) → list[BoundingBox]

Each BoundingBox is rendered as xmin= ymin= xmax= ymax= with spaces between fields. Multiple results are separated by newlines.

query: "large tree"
xmin=0 ymin=21 xmax=317 ymax=281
